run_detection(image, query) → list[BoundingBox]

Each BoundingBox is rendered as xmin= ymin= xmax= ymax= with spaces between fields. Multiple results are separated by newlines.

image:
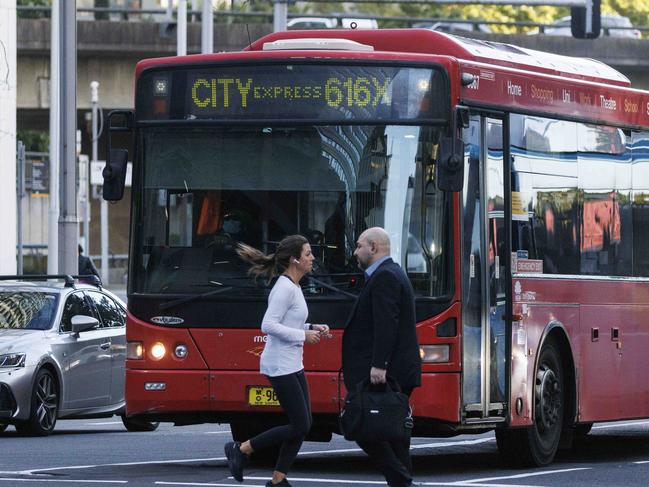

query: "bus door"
xmin=461 ymin=115 xmax=508 ymax=421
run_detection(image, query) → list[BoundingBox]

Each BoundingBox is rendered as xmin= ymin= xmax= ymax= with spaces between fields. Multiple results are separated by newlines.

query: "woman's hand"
xmin=311 ymin=324 xmax=330 ymax=336
xmin=305 ymin=330 xmax=322 ymax=344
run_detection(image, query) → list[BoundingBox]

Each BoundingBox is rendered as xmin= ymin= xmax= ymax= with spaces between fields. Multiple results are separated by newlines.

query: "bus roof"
xmin=135 ymin=29 xmax=649 ymax=129
xmin=247 ymin=29 xmax=630 ymax=87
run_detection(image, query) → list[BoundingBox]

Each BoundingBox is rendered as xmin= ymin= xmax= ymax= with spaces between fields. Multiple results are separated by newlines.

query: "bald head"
xmin=354 ymin=227 xmax=391 ymax=270
xmin=363 ymin=227 xmax=390 ymax=253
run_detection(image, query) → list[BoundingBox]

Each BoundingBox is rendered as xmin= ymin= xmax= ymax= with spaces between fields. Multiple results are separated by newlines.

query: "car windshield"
xmin=130 ymin=124 xmax=453 ymax=299
xmin=0 ymin=291 xmax=59 ymax=330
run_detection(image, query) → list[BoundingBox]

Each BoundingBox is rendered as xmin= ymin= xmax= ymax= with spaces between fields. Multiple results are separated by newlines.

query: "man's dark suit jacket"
xmin=342 ymin=258 xmax=421 ymax=392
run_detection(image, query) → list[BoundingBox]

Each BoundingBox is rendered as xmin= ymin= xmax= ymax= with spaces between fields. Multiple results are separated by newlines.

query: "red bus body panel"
xmin=510 ymin=277 xmax=649 ymax=427
xmin=126 ymin=308 xmax=462 ymax=423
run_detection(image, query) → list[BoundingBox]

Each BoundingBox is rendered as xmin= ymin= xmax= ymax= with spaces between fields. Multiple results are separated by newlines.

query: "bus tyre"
xmin=15 ymin=368 xmax=58 ymax=437
xmin=121 ymin=415 xmax=159 ymax=432
xmin=496 ymin=339 xmax=564 ymax=467
xmin=0 ymin=424 xmax=7 ymax=433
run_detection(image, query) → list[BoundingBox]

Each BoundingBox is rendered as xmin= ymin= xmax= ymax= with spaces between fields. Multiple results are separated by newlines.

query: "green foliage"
xmin=17 ymin=0 xmax=50 ymax=19
xmin=287 ymin=0 xmax=647 ymax=34
xmin=17 ymin=130 xmax=50 ymax=153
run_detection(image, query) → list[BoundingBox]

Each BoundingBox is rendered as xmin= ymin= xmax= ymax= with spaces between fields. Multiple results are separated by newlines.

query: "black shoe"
xmin=224 ymin=441 xmax=248 ymax=482
xmin=265 ymin=480 xmax=292 ymax=487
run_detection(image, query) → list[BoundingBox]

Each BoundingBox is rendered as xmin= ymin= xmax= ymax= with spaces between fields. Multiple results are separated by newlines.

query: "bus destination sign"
xmin=137 ymin=65 xmax=448 ymax=122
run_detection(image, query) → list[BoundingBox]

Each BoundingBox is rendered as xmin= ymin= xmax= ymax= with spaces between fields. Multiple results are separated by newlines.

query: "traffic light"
xmin=571 ymin=0 xmax=601 ymax=39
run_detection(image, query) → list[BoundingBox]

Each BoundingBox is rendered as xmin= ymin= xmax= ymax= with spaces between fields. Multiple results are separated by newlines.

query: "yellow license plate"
xmin=247 ymin=386 xmax=280 ymax=406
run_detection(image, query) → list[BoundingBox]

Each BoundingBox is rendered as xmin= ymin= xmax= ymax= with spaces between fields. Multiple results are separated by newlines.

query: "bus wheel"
xmin=496 ymin=339 xmax=564 ymax=467
xmin=0 ymin=423 xmax=8 ymax=433
xmin=121 ymin=415 xmax=159 ymax=432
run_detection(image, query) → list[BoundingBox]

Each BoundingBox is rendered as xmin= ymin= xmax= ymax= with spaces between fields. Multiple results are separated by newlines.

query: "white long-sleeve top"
xmin=259 ymin=275 xmax=310 ymax=377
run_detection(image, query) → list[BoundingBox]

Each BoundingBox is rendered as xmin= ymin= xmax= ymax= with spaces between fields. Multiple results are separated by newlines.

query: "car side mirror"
xmin=436 ymin=136 xmax=464 ymax=192
xmin=71 ymin=315 xmax=100 ymax=334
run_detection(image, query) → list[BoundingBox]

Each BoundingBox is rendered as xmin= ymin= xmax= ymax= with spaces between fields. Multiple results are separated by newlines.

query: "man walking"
xmin=342 ymin=227 xmax=421 ymax=487
xmin=78 ymin=244 xmax=101 ymax=283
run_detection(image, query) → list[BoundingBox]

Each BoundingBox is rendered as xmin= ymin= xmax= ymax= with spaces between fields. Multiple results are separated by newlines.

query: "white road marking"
xmin=157 ymin=480 xmax=540 ymax=487
xmin=460 ymin=467 xmax=591 ymax=483
xmin=244 ymin=476 xmax=541 ymax=487
xmin=204 ymin=431 xmax=232 ymax=434
xmin=81 ymin=422 xmax=122 ymax=426
xmin=633 ymin=461 xmax=649 ymax=464
xmin=156 ymin=483 xmax=265 ymax=487
xmin=411 ymin=438 xmax=495 ymax=449
xmin=22 ymin=457 xmax=228 ymax=475
xmin=0 ymin=479 xmax=127 ymax=484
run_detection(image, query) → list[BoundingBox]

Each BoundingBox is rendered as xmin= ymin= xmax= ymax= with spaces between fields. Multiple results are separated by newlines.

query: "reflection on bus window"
xmin=510 ymin=114 xmax=649 ymax=278
xmin=131 ymin=125 xmax=453 ymax=298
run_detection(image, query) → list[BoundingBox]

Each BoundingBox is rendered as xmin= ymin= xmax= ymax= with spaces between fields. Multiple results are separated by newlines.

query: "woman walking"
xmin=224 ymin=235 xmax=329 ymax=487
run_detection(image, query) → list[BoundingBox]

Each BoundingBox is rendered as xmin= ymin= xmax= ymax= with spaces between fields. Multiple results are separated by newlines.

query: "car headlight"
xmin=0 ymin=353 xmax=26 ymax=368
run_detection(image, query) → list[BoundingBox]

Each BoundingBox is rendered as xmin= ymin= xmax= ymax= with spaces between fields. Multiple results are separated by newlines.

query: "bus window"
xmin=131 ymin=125 xmax=452 ymax=299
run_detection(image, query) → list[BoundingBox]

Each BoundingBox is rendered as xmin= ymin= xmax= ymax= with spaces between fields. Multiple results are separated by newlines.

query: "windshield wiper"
xmin=159 ymin=286 xmax=234 ymax=311
xmin=303 ymin=276 xmax=357 ymax=300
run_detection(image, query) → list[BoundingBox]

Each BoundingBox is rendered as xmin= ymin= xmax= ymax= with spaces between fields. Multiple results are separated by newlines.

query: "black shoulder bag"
xmin=339 ymin=376 xmax=413 ymax=443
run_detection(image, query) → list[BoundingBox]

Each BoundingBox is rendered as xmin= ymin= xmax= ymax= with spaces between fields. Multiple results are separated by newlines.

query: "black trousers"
xmin=249 ymin=370 xmax=312 ymax=474
xmin=356 ymin=388 xmax=413 ymax=487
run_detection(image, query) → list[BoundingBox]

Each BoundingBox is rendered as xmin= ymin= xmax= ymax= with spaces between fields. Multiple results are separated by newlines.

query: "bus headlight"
xmin=150 ymin=342 xmax=166 ymax=360
xmin=419 ymin=345 xmax=450 ymax=363
xmin=126 ymin=342 xmax=143 ymax=360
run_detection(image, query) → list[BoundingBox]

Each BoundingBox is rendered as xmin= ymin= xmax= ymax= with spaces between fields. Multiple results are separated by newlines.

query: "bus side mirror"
xmin=102 ymin=110 xmax=134 ymax=202
xmin=103 ymin=149 xmax=128 ymax=201
xmin=436 ymin=137 xmax=464 ymax=192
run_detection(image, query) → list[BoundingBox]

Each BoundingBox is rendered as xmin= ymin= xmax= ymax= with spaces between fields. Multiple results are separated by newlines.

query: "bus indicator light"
xmin=127 ymin=341 xmax=143 ymax=360
xmin=154 ymin=78 xmax=168 ymax=96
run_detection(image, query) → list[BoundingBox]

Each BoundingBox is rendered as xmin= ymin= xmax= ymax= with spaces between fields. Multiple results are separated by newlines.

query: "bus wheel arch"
xmin=497 ymin=324 xmax=575 ymax=467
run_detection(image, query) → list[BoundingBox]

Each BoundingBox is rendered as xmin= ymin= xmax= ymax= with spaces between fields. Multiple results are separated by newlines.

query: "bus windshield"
xmin=130 ymin=124 xmax=452 ymax=299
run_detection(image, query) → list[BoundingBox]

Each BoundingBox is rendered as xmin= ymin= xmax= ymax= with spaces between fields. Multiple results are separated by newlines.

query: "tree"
xmin=289 ymin=0 xmax=649 ymax=35
xmin=17 ymin=0 xmax=50 ymax=19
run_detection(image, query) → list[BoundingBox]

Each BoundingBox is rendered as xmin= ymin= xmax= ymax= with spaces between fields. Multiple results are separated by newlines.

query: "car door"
xmin=59 ymin=291 xmax=112 ymax=409
xmin=86 ymin=291 xmax=126 ymax=406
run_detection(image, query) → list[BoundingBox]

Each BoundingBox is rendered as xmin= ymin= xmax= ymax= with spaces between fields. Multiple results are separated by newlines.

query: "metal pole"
xmin=48 ymin=0 xmax=59 ymax=275
xmin=80 ymin=130 xmax=89 ymax=254
xmin=58 ymin=0 xmax=78 ymax=275
xmin=586 ymin=0 xmax=593 ymax=34
xmin=177 ymin=0 xmax=187 ymax=56
xmin=16 ymin=141 xmax=25 ymax=275
xmin=201 ymin=0 xmax=213 ymax=54
xmin=273 ymin=0 xmax=288 ymax=32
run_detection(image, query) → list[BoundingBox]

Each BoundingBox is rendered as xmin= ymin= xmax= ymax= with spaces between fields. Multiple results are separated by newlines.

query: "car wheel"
xmin=16 ymin=368 xmax=58 ymax=436
xmin=121 ymin=415 xmax=159 ymax=432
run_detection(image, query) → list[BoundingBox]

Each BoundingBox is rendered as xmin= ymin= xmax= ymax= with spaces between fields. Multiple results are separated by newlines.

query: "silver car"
xmin=0 ymin=275 xmax=158 ymax=436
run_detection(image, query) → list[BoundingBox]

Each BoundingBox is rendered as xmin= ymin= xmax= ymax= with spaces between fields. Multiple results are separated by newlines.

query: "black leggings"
xmin=249 ymin=370 xmax=313 ymax=474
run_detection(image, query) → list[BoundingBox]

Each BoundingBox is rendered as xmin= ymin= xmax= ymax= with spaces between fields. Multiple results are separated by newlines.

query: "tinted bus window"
xmin=511 ymin=114 xmax=579 ymax=275
xmin=632 ymin=131 xmax=649 ymax=277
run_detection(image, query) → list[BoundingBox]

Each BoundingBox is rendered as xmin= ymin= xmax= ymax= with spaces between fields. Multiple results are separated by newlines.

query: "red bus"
xmin=102 ymin=29 xmax=649 ymax=467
